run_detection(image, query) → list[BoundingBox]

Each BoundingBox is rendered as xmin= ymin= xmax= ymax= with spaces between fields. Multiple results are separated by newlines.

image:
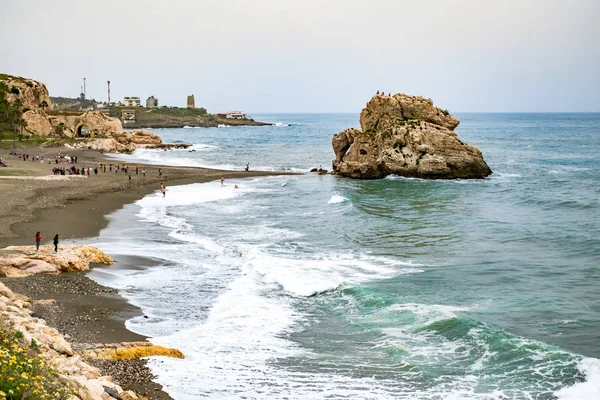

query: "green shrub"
xmin=440 ymin=109 xmax=449 ymax=116
xmin=9 ymin=87 xmax=20 ymax=95
xmin=0 ymin=328 xmax=73 ymax=399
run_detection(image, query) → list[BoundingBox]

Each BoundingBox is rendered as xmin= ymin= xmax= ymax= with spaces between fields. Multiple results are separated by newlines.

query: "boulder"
xmin=332 ymin=93 xmax=492 ymax=179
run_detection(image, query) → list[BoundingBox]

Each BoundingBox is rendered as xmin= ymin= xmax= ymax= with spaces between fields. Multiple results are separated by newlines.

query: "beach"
xmin=0 ymin=145 xmax=283 ymax=399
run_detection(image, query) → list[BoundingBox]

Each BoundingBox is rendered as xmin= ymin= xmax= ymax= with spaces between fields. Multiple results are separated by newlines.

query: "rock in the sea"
xmin=332 ymin=93 xmax=492 ymax=179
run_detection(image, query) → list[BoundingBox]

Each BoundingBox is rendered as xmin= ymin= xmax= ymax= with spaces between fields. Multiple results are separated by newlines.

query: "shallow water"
xmin=91 ymin=113 xmax=600 ymax=399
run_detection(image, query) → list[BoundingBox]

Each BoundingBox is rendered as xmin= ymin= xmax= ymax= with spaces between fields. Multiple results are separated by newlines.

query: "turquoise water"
xmin=92 ymin=113 xmax=600 ymax=399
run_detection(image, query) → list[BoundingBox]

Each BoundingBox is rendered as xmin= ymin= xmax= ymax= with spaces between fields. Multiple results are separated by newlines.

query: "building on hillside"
xmin=146 ymin=96 xmax=158 ymax=108
xmin=225 ymin=111 xmax=247 ymax=119
xmin=187 ymin=95 xmax=195 ymax=108
xmin=121 ymin=109 xmax=136 ymax=125
xmin=123 ymin=97 xmax=141 ymax=107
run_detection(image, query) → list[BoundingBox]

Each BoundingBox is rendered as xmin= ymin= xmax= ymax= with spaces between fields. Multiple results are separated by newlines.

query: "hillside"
xmin=106 ymin=106 xmax=270 ymax=128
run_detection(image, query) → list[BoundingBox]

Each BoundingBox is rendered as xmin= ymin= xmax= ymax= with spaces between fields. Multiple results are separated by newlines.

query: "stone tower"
xmin=187 ymin=95 xmax=195 ymax=109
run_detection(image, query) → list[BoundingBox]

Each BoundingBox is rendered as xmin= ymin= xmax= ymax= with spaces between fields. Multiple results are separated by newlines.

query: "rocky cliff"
xmin=0 ymin=73 xmax=53 ymax=110
xmin=332 ymin=94 xmax=492 ymax=179
xmin=46 ymin=110 xmax=123 ymax=137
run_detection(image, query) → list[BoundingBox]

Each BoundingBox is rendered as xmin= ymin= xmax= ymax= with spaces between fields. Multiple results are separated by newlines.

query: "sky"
xmin=1 ymin=0 xmax=599 ymax=113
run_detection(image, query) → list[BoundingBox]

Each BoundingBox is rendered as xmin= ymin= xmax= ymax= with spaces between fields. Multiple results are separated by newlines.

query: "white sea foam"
xmin=189 ymin=143 xmax=217 ymax=151
xmin=272 ymin=122 xmax=289 ymax=127
xmin=217 ymin=124 xmax=231 ymax=128
xmin=555 ymin=358 xmax=600 ymax=400
xmin=327 ymin=194 xmax=347 ymax=204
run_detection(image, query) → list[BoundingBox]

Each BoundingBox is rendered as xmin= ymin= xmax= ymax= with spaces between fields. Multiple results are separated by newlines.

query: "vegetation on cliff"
xmin=106 ymin=106 xmax=269 ymax=128
xmin=0 ymin=81 xmax=28 ymax=142
xmin=0 ymin=327 xmax=73 ymax=399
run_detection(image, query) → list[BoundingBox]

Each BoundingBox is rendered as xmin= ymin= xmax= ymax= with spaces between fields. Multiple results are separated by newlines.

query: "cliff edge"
xmin=332 ymin=93 xmax=492 ymax=179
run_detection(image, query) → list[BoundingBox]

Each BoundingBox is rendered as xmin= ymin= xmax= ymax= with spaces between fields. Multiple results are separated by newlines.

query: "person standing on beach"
xmin=53 ymin=234 xmax=59 ymax=253
xmin=221 ymin=176 xmax=224 ymax=186
xmin=160 ymin=182 xmax=166 ymax=197
xmin=159 ymin=168 xmax=163 ymax=177
xmin=35 ymin=232 xmax=41 ymax=251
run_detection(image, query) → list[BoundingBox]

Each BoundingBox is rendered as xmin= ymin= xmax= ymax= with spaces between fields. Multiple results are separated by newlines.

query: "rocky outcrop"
xmin=332 ymin=93 xmax=492 ymax=179
xmin=0 ymin=74 xmax=53 ymax=110
xmin=47 ymin=110 xmax=123 ymax=138
xmin=81 ymin=342 xmax=185 ymax=361
xmin=64 ymin=129 xmax=189 ymax=153
xmin=22 ymin=109 xmax=54 ymax=136
xmin=0 ymin=245 xmax=113 ymax=277
xmin=0 ymin=282 xmax=145 ymax=400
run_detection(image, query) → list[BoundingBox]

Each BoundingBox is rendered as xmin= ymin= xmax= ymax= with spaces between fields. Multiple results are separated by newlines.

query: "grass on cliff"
xmin=0 ymin=327 xmax=73 ymax=399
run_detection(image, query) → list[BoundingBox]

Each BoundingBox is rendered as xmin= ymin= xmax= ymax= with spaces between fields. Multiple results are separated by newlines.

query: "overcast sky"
xmin=1 ymin=0 xmax=599 ymax=112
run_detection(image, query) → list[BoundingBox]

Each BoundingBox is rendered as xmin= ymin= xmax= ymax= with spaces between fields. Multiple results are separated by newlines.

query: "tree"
xmin=17 ymin=118 xmax=27 ymax=141
xmin=55 ymin=122 xmax=65 ymax=137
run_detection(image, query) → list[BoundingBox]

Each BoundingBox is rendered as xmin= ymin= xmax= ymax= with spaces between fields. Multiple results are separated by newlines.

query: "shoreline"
xmin=0 ymin=145 xmax=296 ymax=398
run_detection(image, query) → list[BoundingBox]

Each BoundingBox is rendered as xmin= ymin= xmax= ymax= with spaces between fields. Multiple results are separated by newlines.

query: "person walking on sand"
xmin=159 ymin=168 xmax=163 ymax=177
xmin=160 ymin=182 xmax=166 ymax=197
xmin=35 ymin=232 xmax=41 ymax=251
xmin=221 ymin=176 xmax=224 ymax=186
xmin=245 ymin=162 xmax=249 ymax=172
xmin=53 ymin=234 xmax=59 ymax=253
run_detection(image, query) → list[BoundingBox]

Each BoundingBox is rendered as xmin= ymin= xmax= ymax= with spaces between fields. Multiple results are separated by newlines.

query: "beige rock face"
xmin=65 ymin=129 xmax=164 ymax=153
xmin=22 ymin=109 xmax=54 ymax=136
xmin=0 ymin=245 xmax=114 ymax=277
xmin=1 ymin=74 xmax=53 ymax=110
xmin=332 ymin=93 xmax=492 ymax=179
xmin=47 ymin=111 xmax=123 ymax=138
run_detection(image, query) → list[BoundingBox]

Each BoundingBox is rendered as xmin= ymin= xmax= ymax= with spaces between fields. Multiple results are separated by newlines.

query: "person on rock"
xmin=35 ymin=231 xmax=41 ymax=251
xmin=53 ymin=234 xmax=59 ymax=253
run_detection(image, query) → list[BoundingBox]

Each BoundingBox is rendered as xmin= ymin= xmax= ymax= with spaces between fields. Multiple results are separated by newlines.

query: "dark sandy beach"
xmin=0 ymin=145 xmax=290 ymax=398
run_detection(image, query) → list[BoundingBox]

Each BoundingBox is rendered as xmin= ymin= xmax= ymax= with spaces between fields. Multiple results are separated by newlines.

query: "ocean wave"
xmin=555 ymin=358 xmax=600 ymax=400
xmin=327 ymin=194 xmax=348 ymax=204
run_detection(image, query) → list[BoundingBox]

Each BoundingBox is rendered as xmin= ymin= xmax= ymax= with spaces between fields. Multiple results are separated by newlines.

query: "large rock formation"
xmin=63 ymin=129 xmax=186 ymax=153
xmin=0 ymin=74 xmax=53 ymax=110
xmin=47 ymin=110 xmax=123 ymax=138
xmin=332 ymin=93 xmax=492 ymax=179
xmin=22 ymin=109 xmax=54 ymax=136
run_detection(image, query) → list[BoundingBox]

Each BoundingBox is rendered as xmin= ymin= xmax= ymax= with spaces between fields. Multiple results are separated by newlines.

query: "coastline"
xmin=0 ymin=146 xmax=294 ymax=398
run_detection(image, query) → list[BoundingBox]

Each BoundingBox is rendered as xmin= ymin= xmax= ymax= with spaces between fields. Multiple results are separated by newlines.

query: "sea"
xmin=86 ymin=113 xmax=600 ymax=399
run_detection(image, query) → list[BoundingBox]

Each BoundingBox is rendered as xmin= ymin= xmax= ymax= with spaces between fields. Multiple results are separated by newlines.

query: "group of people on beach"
xmin=15 ymin=152 xmax=47 ymax=163
xmin=35 ymin=232 xmax=59 ymax=252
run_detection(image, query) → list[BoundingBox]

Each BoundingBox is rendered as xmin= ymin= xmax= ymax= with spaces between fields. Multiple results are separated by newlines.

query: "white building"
xmin=226 ymin=111 xmax=247 ymax=119
xmin=146 ymin=96 xmax=158 ymax=108
xmin=123 ymin=97 xmax=141 ymax=107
